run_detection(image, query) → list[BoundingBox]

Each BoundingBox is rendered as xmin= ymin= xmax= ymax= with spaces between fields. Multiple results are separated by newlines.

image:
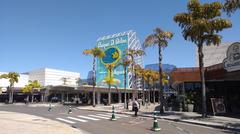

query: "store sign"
xmin=96 ymin=35 xmax=128 ymax=88
xmin=210 ymin=98 xmax=226 ymax=115
xmin=223 ymin=42 xmax=240 ymax=72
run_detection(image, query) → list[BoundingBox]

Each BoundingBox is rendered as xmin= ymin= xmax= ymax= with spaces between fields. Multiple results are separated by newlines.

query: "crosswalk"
xmin=56 ymin=113 xmax=129 ymax=124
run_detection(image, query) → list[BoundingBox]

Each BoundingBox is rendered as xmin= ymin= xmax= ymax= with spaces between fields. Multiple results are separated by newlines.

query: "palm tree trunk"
xmin=142 ymin=76 xmax=145 ymax=106
xmin=108 ymin=69 xmax=112 ymax=105
xmin=198 ymin=44 xmax=207 ymax=118
xmin=153 ymin=87 xmax=155 ymax=105
xmin=124 ymin=66 xmax=127 ymax=109
xmin=158 ymin=45 xmax=164 ymax=114
xmin=93 ymin=57 xmax=96 ymax=107
xmin=131 ymin=62 xmax=135 ymax=100
xmin=32 ymin=93 xmax=34 ymax=103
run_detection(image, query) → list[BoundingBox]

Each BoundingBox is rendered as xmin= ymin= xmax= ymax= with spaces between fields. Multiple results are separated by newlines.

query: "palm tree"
xmin=151 ymin=71 xmax=159 ymax=105
xmin=0 ymin=72 xmax=20 ymax=103
xmin=144 ymin=28 xmax=173 ymax=114
xmin=135 ymin=66 xmax=146 ymax=106
xmin=83 ymin=47 xmax=105 ymax=107
xmin=22 ymin=80 xmax=41 ymax=103
xmin=224 ymin=0 xmax=240 ymax=15
xmin=144 ymin=69 xmax=153 ymax=105
xmin=121 ymin=58 xmax=131 ymax=108
xmin=126 ymin=49 xmax=145 ymax=100
xmin=105 ymin=63 xmax=116 ymax=105
xmin=174 ymin=0 xmax=232 ymax=117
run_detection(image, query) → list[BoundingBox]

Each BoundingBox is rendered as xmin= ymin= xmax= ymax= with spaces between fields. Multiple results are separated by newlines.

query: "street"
xmin=0 ymin=104 xmax=238 ymax=134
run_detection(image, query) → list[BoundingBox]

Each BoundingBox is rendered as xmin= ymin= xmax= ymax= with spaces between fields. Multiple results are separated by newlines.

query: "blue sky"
xmin=0 ymin=0 xmax=239 ymax=78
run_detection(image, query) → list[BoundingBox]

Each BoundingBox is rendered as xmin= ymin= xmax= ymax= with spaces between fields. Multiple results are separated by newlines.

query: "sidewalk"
xmin=0 ymin=111 xmax=89 ymax=134
xmin=77 ymin=103 xmax=240 ymax=131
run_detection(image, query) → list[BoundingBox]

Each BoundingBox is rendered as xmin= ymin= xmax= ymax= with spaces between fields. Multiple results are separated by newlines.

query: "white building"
xmin=0 ymin=72 xmax=29 ymax=88
xmin=196 ymin=42 xmax=234 ymax=67
xmin=28 ymin=68 xmax=80 ymax=87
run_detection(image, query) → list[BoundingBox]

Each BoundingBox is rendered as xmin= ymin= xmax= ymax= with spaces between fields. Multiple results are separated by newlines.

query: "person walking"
xmin=133 ymin=98 xmax=139 ymax=116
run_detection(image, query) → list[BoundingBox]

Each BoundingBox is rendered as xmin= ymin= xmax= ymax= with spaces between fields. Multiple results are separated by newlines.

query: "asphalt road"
xmin=0 ymin=104 xmax=238 ymax=134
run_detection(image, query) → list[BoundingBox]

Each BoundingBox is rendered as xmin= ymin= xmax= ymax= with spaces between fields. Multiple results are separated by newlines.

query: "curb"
xmin=76 ymin=108 xmax=240 ymax=132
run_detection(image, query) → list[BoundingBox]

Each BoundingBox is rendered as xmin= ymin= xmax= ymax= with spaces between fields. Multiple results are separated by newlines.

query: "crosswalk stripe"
xmin=56 ymin=118 xmax=76 ymax=124
xmin=78 ymin=115 xmax=100 ymax=121
xmin=67 ymin=117 xmax=88 ymax=122
xmin=88 ymin=115 xmax=110 ymax=119
xmin=105 ymin=113 xmax=129 ymax=117
xmin=97 ymin=114 xmax=121 ymax=118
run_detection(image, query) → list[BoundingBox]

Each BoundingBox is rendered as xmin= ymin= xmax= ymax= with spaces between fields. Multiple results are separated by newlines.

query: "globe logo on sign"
xmin=101 ymin=47 xmax=121 ymax=65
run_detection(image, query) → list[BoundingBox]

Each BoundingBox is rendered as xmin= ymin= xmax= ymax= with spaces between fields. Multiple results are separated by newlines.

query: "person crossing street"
xmin=132 ymin=98 xmax=140 ymax=116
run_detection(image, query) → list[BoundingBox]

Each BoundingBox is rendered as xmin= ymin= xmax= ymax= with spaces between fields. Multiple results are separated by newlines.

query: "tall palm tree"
xmin=105 ymin=63 xmax=116 ymax=105
xmin=144 ymin=28 xmax=173 ymax=114
xmin=126 ymin=49 xmax=145 ymax=100
xmin=83 ymin=47 xmax=105 ymax=107
xmin=135 ymin=66 xmax=146 ymax=106
xmin=174 ymin=0 xmax=232 ymax=117
xmin=151 ymin=71 xmax=159 ymax=105
xmin=121 ymin=58 xmax=131 ymax=108
xmin=0 ymin=72 xmax=20 ymax=103
xmin=22 ymin=80 xmax=41 ymax=103
xmin=224 ymin=0 xmax=240 ymax=15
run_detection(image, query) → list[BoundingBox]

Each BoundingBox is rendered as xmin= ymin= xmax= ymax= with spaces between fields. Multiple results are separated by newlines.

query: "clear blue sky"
xmin=0 ymin=0 xmax=239 ymax=78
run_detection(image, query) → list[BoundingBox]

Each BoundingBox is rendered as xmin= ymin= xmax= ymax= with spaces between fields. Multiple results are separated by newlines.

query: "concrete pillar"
xmin=118 ymin=92 xmax=122 ymax=103
xmin=66 ymin=93 xmax=69 ymax=102
xmin=61 ymin=93 xmax=64 ymax=103
xmin=97 ymin=92 xmax=101 ymax=104
xmin=41 ymin=94 xmax=44 ymax=102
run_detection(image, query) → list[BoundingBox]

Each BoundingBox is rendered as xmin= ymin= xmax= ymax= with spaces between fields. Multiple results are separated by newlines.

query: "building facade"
xmin=0 ymin=72 xmax=29 ymax=88
xmin=96 ymin=30 xmax=143 ymax=89
xmin=196 ymin=42 xmax=233 ymax=67
xmin=28 ymin=68 xmax=80 ymax=87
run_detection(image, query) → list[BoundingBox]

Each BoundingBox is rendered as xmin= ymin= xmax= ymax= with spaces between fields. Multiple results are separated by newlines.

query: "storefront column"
xmin=61 ymin=92 xmax=64 ymax=103
xmin=41 ymin=94 xmax=44 ymax=102
xmin=66 ymin=93 xmax=69 ymax=102
xmin=97 ymin=91 xmax=101 ymax=104
xmin=118 ymin=92 xmax=122 ymax=103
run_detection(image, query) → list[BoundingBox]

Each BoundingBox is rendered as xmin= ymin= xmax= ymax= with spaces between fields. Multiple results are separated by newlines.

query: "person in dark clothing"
xmin=133 ymin=98 xmax=140 ymax=116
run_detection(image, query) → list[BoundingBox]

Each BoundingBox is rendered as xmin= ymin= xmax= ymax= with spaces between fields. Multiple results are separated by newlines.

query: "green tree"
xmin=83 ymin=47 xmax=105 ymax=107
xmin=224 ymin=0 xmax=240 ymax=15
xmin=104 ymin=63 xmax=116 ymax=105
xmin=120 ymin=58 xmax=131 ymax=108
xmin=174 ymin=0 xmax=232 ymax=117
xmin=135 ymin=66 xmax=146 ymax=106
xmin=126 ymin=49 xmax=145 ymax=100
xmin=0 ymin=72 xmax=20 ymax=103
xmin=144 ymin=28 xmax=173 ymax=114
xmin=22 ymin=80 xmax=41 ymax=103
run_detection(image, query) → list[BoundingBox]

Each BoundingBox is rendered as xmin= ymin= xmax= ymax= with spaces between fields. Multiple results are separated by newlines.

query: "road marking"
xmin=67 ymin=117 xmax=88 ymax=122
xmin=56 ymin=118 xmax=76 ymax=124
xmin=105 ymin=113 xmax=129 ymax=117
xmin=78 ymin=115 xmax=100 ymax=121
xmin=88 ymin=115 xmax=110 ymax=119
xmin=176 ymin=126 xmax=184 ymax=131
xmin=97 ymin=114 xmax=121 ymax=118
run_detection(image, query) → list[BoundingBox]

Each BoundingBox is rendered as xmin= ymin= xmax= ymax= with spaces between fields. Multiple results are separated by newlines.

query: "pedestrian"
xmin=133 ymin=98 xmax=139 ymax=116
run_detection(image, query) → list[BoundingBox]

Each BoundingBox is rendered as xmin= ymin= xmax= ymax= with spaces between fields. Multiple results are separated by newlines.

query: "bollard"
xmin=111 ymin=106 xmax=116 ymax=121
xmin=48 ymin=103 xmax=52 ymax=112
xmin=68 ymin=106 xmax=72 ymax=114
xmin=152 ymin=111 xmax=161 ymax=131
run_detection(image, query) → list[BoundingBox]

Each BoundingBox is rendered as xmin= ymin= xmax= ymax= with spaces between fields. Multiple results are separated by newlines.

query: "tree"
xmin=83 ymin=47 xmax=105 ymax=107
xmin=22 ymin=80 xmax=41 ymax=103
xmin=0 ymin=72 xmax=19 ymax=103
xmin=135 ymin=66 xmax=147 ymax=106
xmin=151 ymin=71 xmax=159 ymax=105
xmin=104 ymin=63 xmax=116 ymax=105
xmin=174 ymin=0 xmax=232 ymax=117
xmin=223 ymin=0 xmax=240 ymax=15
xmin=144 ymin=28 xmax=173 ymax=114
xmin=121 ymin=58 xmax=131 ymax=108
xmin=126 ymin=49 xmax=145 ymax=100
